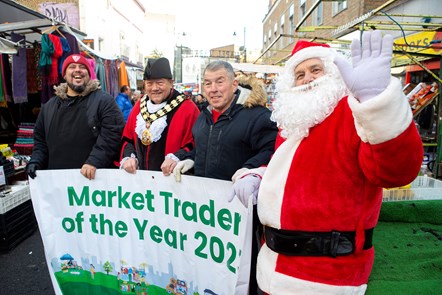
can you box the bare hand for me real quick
[80,164,97,180]
[161,158,178,176]
[122,157,138,174]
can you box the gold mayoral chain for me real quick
[139,95,185,145]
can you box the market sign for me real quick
[394,31,442,57]
[30,169,253,295]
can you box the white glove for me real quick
[334,30,393,103]
[231,167,249,182]
[172,159,194,182]
[227,174,261,208]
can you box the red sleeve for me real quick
[165,100,200,155]
[359,122,423,188]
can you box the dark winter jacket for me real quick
[30,80,125,170]
[190,76,278,181]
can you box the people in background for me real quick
[193,93,207,111]
[132,90,142,105]
[27,54,125,180]
[172,61,278,294]
[116,85,133,121]
[120,57,200,172]
[246,31,423,294]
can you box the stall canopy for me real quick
[0,0,86,45]
[231,62,283,74]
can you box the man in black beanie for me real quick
[120,57,200,172]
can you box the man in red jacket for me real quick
[120,57,199,172]
[234,31,423,293]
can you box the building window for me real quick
[268,29,272,43]
[313,2,323,26]
[332,0,347,16]
[289,3,294,29]
[300,0,306,21]
[274,22,278,36]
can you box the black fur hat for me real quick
[143,57,173,80]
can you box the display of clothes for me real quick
[38,30,78,103]
[10,33,27,104]
[26,42,41,94]
[0,28,132,109]
[0,54,12,106]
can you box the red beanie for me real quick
[289,40,332,69]
[62,54,92,77]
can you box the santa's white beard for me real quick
[272,70,348,140]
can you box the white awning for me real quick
[231,62,284,74]
[0,36,18,54]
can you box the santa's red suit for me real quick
[255,44,423,293]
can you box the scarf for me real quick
[58,37,71,75]
[39,34,54,72]
[47,34,63,85]
[11,32,28,103]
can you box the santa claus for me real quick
[230,31,423,294]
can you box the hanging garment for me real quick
[86,57,97,80]
[58,37,71,75]
[54,29,80,55]
[95,58,107,92]
[39,34,54,75]
[118,60,129,89]
[47,34,63,85]
[26,47,38,94]
[108,59,119,98]
[1,54,12,103]
[11,32,28,103]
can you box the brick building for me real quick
[260,0,407,65]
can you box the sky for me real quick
[144,0,269,51]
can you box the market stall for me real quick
[0,0,142,252]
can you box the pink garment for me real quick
[86,58,96,80]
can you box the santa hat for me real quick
[144,57,173,80]
[288,40,333,70]
[62,54,92,77]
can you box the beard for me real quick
[272,60,348,140]
[66,81,86,94]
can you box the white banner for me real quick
[30,169,253,295]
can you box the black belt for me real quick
[264,226,374,258]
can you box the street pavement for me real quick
[0,228,55,294]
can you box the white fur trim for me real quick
[256,244,278,292]
[287,46,335,72]
[348,77,412,144]
[236,86,251,105]
[257,245,367,294]
[258,136,300,228]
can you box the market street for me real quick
[0,228,55,295]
